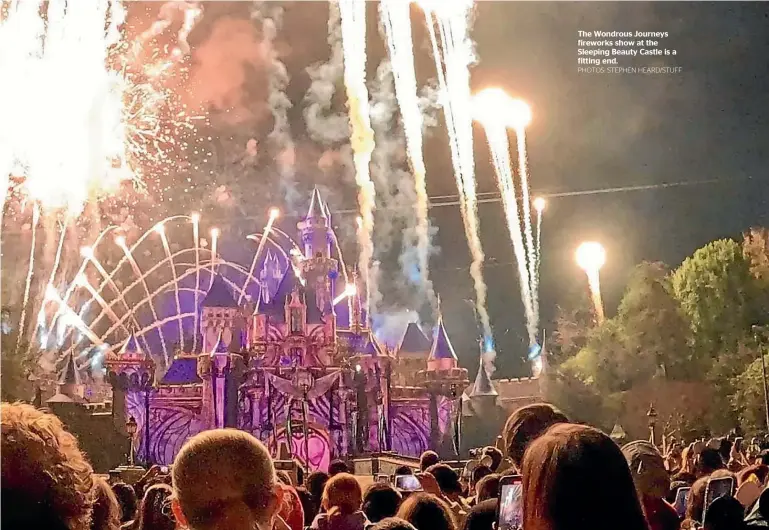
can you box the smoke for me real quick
[303,2,349,145]
[372,308,418,348]
[251,2,299,210]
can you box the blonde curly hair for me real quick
[1,402,95,530]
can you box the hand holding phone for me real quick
[704,476,735,512]
[395,475,422,492]
[673,487,691,519]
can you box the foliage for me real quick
[548,286,595,365]
[732,353,769,435]
[672,239,764,365]
[0,329,34,402]
[743,227,769,289]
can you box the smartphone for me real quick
[497,474,524,530]
[376,474,390,483]
[160,465,169,474]
[394,474,422,491]
[734,437,743,452]
[673,487,691,519]
[704,476,735,510]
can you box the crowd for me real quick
[2,400,768,530]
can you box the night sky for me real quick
[130,2,769,379]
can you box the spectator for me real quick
[370,517,417,530]
[622,441,679,530]
[394,465,413,476]
[329,460,350,476]
[296,487,316,526]
[745,486,769,528]
[171,429,282,530]
[470,465,492,491]
[425,464,463,504]
[397,492,457,530]
[475,474,500,503]
[697,448,726,477]
[362,482,402,523]
[501,403,568,471]
[135,484,174,530]
[419,451,440,472]
[111,483,138,527]
[702,495,745,530]
[278,482,306,530]
[1,402,95,530]
[521,423,648,530]
[277,470,293,486]
[685,470,735,524]
[462,498,496,530]
[737,464,768,487]
[311,473,369,530]
[92,476,122,530]
[480,447,503,472]
[306,471,331,521]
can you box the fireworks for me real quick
[576,241,607,323]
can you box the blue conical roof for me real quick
[202,275,238,308]
[58,352,81,386]
[306,187,327,219]
[119,331,144,356]
[428,316,458,361]
[398,322,431,355]
[468,358,497,397]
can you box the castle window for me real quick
[290,308,303,334]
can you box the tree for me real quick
[672,239,765,366]
[548,286,595,365]
[0,330,34,402]
[731,353,769,435]
[743,227,769,289]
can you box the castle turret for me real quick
[200,275,247,352]
[259,249,283,304]
[197,330,244,429]
[47,352,84,404]
[298,186,332,260]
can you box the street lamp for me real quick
[647,404,658,447]
[752,325,769,432]
[125,416,138,466]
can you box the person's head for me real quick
[698,448,725,476]
[481,447,503,472]
[328,460,350,476]
[426,464,462,499]
[111,483,138,524]
[362,482,402,523]
[1,402,95,530]
[475,474,500,503]
[737,464,768,486]
[759,449,769,466]
[394,465,413,476]
[92,476,121,530]
[622,440,670,499]
[370,517,418,530]
[277,470,293,486]
[521,423,648,530]
[463,498,496,530]
[419,451,440,472]
[703,495,745,530]
[502,403,569,471]
[396,492,456,530]
[717,439,732,464]
[306,471,330,504]
[171,428,280,530]
[296,487,316,526]
[136,483,175,530]
[321,472,362,517]
[471,465,492,489]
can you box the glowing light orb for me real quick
[355,364,362,373]
[345,284,357,296]
[153,223,165,235]
[115,235,126,248]
[191,212,200,224]
[533,197,546,213]
[528,343,542,361]
[74,274,88,287]
[509,99,532,129]
[269,207,280,219]
[80,246,94,259]
[576,242,606,273]
[210,228,220,238]
[472,88,511,128]
[483,335,495,353]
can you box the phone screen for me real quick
[497,475,523,530]
[376,474,390,483]
[395,475,422,491]
[673,487,690,518]
[160,466,169,474]
[704,477,734,511]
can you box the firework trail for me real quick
[515,125,539,337]
[476,112,536,346]
[422,1,492,348]
[17,203,40,349]
[338,0,377,310]
[380,0,436,315]
[155,224,183,346]
[240,209,279,305]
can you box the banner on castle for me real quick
[265,370,342,400]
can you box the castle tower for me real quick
[259,249,283,304]
[47,352,85,405]
[298,186,332,260]
[200,275,247,353]
[394,322,432,387]
[197,331,245,429]
[461,353,503,453]
[104,331,156,464]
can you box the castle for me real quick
[46,188,541,471]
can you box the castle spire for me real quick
[58,352,82,386]
[306,186,328,220]
[468,355,498,397]
[427,313,458,370]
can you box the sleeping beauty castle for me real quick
[45,189,542,472]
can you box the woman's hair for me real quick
[111,483,138,524]
[1,402,95,530]
[136,483,175,530]
[475,474,500,503]
[91,476,121,530]
[396,492,456,530]
[362,482,402,523]
[502,403,568,470]
[686,470,736,523]
[172,428,276,530]
[521,423,648,530]
[321,473,363,518]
